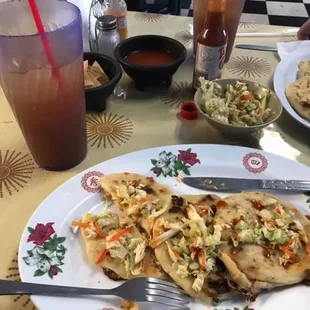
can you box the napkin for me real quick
[277,40,310,60]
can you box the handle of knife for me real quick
[261,180,310,191]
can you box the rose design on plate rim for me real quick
[150,148,200,177]
[243,152,268,174]
[23,223,67,279]
[81,171,104,193]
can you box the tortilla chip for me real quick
[88,70,102,88]
[83,60,89,72]
[84,70,94,88]
[90,61,105,79]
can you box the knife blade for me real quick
[235,44,278,52]
[183,177,310,192]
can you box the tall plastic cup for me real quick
[0,0,87,171]
[193,0,245,62]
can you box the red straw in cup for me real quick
[27,0,61,83]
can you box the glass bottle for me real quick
[192,0,227,89]
[193,0,245,62]
[95,15,120,58]
[103,0,128,41]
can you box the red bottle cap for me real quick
[180,102,199,120]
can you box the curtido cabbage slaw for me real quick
[199,77,273,126]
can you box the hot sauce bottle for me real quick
[192,0,227,89]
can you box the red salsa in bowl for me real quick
[125,50,175,66]
[114,35,187,90]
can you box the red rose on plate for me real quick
[153,168,162,174]
[27,222,55,246]
[50,265,58,276]
[178,150,201,166]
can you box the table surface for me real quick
[1,11,310,310]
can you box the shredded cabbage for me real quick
[199,77,273,126]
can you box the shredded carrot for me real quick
[107,227,132,242]
[306,243,310,255]
[167,243,180,261]
[71,221,89,229]
[287,236,298,246]
[173,250,180,260]
[146,266,158,276]
[231,216,243,225]
[153,229,161,238]
[93,221,106,238]
[140,194,152,203]
[148,217,155,231]
[216,200,228,209]
[96,247,109,264]
[266,219,276,228]
[198,250,207,270]
[149,238,159,249]
[280,246,299,263]
[240,93,253,101]
[237,101,245,109]
[191,247,198,259]
[251,200,264,210]
[200,208,209,215]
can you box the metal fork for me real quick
[0,278,191,309]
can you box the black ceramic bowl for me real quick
[114,35,187,90]
[84,52,122,112]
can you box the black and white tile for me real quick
[182,0,310,27]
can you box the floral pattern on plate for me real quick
[243,152,268,174]
[23,223,67,279]
[81,171,104,193]
[150,148,200,177]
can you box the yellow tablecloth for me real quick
[0,11,310,310]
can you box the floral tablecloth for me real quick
[0,10,310,310]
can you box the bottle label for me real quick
[117,16,127,29]
[116,16,128,40]
[193,43,226,88]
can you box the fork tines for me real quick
[145,278,191,310]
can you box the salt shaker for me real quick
[95,15,120,58]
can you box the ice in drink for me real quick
[193,0,245,62]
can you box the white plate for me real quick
[273,49,310,129]
[19,144,310,310]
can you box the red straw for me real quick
[27,0,61,81]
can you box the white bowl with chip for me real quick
[194,79,283,135]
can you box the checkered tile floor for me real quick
[181,0,310,27]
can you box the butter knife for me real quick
[182,177,310,192]
[235,44,277,52]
